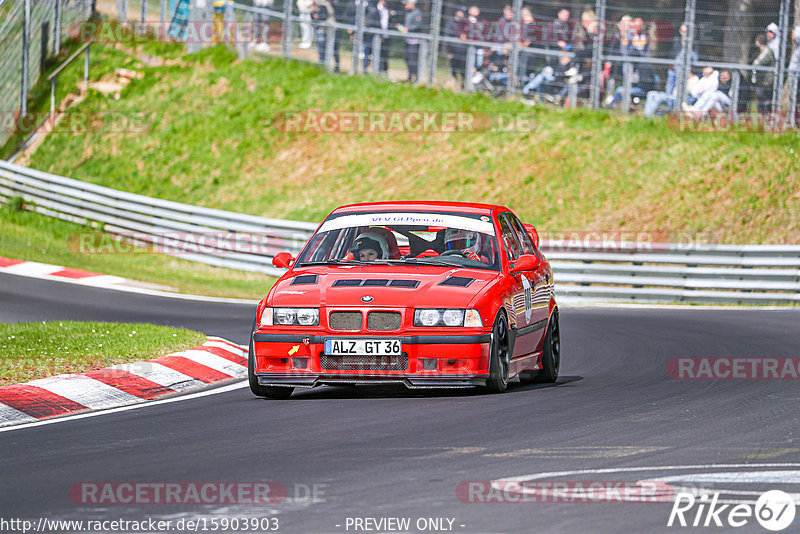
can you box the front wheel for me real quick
[484,312,510,393]
[534,310,560,383]
[248,332,294,399]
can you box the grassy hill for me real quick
[17,43,800,243]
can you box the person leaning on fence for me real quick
[297,0,314,48]
[751,33,775,114]
[397,0,423,84]
[444,6,468,84]
[311,0,334,65]
[252,0,274,52]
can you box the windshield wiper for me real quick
[298,259,373,266]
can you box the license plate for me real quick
[324,339,402,356]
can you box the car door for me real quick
[506,213,550,351]
[497,212,538,359]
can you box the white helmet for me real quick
[444,228,481,256]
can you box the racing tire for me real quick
[484,312,510,393]
[248,328,294,399]
[533,310,560,384]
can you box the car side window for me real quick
[508,215,537,256]
[498,214,522,261]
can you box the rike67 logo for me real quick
[668,490,796,531]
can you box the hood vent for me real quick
[439,276,476,287]
[333,279,420,288]
[291,274,319,285]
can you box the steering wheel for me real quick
[441,250,466,257]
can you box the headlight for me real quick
[272,308,319,326]
[414,309,481,327]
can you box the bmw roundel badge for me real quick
[361,295,374,303]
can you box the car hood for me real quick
[269,265,501,309]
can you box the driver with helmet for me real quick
[444,228,485,262]
[350,229,399,262]
[351,235,383,262]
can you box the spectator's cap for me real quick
[405,0,417,4]
[766,23,779,35]
[455,5,467,13]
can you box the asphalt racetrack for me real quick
[1,272,800,533]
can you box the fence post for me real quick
[281,0,293,57]
[675,0,696,113]
[160,0,167,23]
[84,44,90,87]
[589,0,606,109]
[353,0,365,74]
[141,0,147,23]
[186,0,203,53]
[326,24,335,71]
[427,0,443,85]
[772,0,790,113]
[53,0,62,54]
[730,69,740,120]
[20,0,31,116]
[507,0,522,95]
[464,44,475,91]
[788,75,798,128]
[370,33,381,75]
[621,61,632,111]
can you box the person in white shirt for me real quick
[297,0,314,48]
[252,0,274,52]
[766,22,780,61]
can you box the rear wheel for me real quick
[534,310,560,384]
[485,312,510,393]
[248,330,294,399]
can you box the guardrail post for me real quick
[464,44,475,91]
[281,0,293,57]
[427,0,442,85]
[772,0,790,113]
[675,0,696,112]
[589,0,606,109]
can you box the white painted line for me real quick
[27,375,143,410]
[74,274,127,286]
[108,361,204,392]
[204,340,247,355]
[173,350,247,378]
[0,403,37,425]
[0,381,249,433]
[653,471,800,484]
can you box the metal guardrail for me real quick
[0,160,317,276]
[0,160,798,304]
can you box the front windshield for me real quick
[296,211,500,271]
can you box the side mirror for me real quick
[510,254,540,274]
[272,252,295,269]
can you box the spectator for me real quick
[363,0,381,71]
[397,0,423,83]
[690,70,732,118]
[374,0,394,74]
[684,66,719,108]
[518,6,539,79]
[790,25,800,75]
[444,6,468,83]
[548,8,573,52]
[311,0,334,65]
[252,0,274,53]
[752,33,775,113]
[495,5,514,44]
[297,0,314,48]
[643,69,677,117]
[766,22,780,61]
[522,54,574,100]
[458,5,486,70]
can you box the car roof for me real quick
[331,201,509,216]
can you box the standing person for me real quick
[375,0,395,74]
[297,0,314,48]
[252,0,274,52]
[752,33,775,114]
[312,0,334,65]
[363,0,380,71]
[444,6,467,84]
[766,22,780,61]
[397,0,423,83]
[495,5,514,44]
